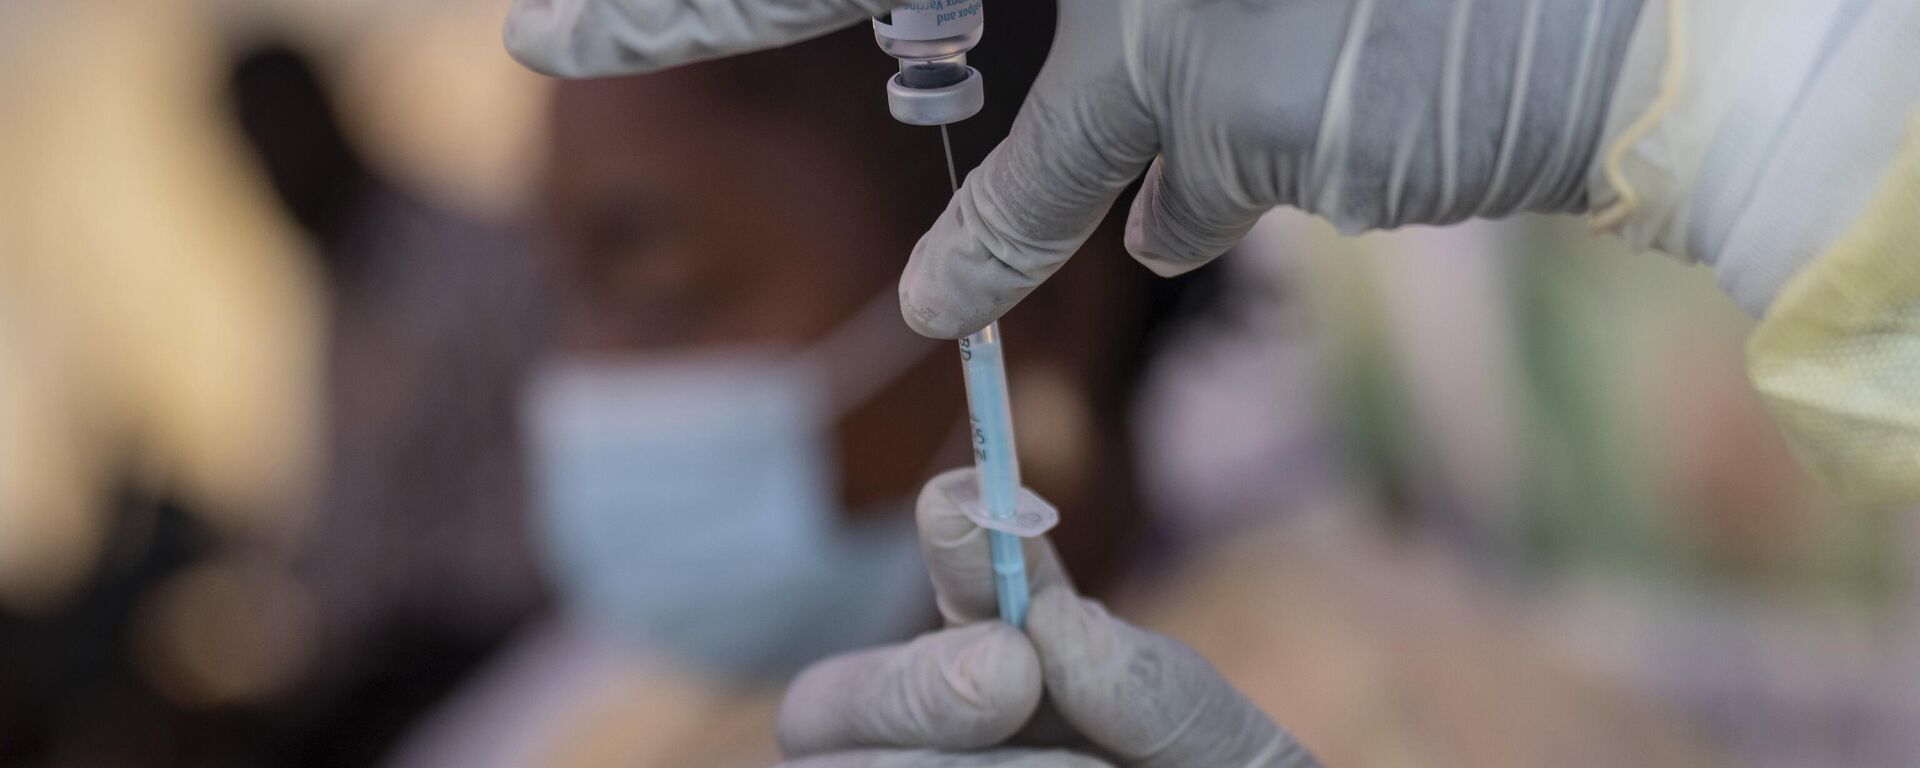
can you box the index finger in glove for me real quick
[918,469,1072,626]
[897,0,1157,339]
[504,0,899,78]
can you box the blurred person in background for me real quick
[0,1,1190,764]
[387,8,1212,764]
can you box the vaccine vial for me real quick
[873,1,985,125]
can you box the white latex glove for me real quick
[899,0,1647,337]
[774,469,1318,768]
[502,0,1641,335]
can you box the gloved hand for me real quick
[502,0,1645,338]
[898,0,1647,337]
[773,468,1318,768]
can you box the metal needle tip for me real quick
[940,125,960,193]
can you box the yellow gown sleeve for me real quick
[1748,113,1920,506]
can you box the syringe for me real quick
[955,321,1034,626]
[874,2,1055,629]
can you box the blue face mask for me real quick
[524,296,940,680]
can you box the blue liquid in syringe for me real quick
[958,322,1030,627]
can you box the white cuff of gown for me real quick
[1586,0,1920,317]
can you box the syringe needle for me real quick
[941,124,960,192]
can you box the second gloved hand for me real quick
[900,0,1646,338]
[774,468,1318,768]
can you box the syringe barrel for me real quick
[958,323,1030,627]
[959,324,1020,517]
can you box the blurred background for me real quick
[0,1,1914,766]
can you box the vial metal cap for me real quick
[886,67,984,126]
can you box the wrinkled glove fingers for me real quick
[505,0,898,77]
[918,469,1073,626]
[1026,588,1320,768]
[779,623,1044,756]
[781,748,1117,768]
[898,0,1157,338]
[1124,156,1268,276]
